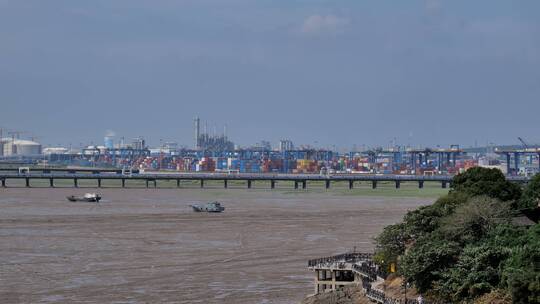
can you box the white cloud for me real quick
[300,14,349,34]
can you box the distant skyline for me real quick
[1,0,539,148]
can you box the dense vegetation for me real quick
[374,167,540,303]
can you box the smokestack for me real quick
[194,117,200,149]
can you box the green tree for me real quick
[520,173,540,209]
[500,224,540,304]
[440,196,513,244]
[373,223,407,271]
[438,244,511,301]
[402,191,469,239]
[399,237,461,293]
[451,167,522,202]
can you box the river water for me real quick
[0,188,431,303]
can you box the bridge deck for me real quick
[0,172,528,188]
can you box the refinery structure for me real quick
[1,122,540,177]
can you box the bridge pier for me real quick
[74,178,78,188]
[325,180,330,189]
[25,178,30,188]
[271,180,275,189]
[372,181,377,189]
[224,180,228,189]
[294,181,299,189]
[121,179,125,188]
[50,178,54,188]
[418,181,424,189]
[200,179,204,188]
[302,180,307,189]
[247,180,252,189]
[349,180,354,189]
[395,181,400,189]
[442,181,447,189]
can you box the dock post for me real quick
[153,180,157,188]
[442,181,447,189]
[146,179,149,188]
[200,179,204,188]
[418,181,424,189]
[325,180,330,189]
[1,178,5,187]
[97,179,101,188]
[302,180,307,189]
[349,180,354,189]
[247,180,252,189]
[177,179,180,188]
[395,181,400,189]
[25,178,30,188]
[224,180,228,188]
[294,181,299,189]
[74,178,78,188]
[50,178,54,188]
[271,180,275,189]
[372,181,377,189]
[121,179,125,188]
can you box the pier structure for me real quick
[308,253,375,294]
[307,253,426,304]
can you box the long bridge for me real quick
[0,171,529,189]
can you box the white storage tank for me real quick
[1,138,42,156]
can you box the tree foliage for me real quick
[374,169,540,303]
[451,167,522,202]
[520,173,540,209]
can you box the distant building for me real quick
[279,140,294,152]
[43,147,69,155]
[132,137,146,150]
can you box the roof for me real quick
[0,138,40,145]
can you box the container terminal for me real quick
[1,122,539,177]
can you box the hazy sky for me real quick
[1,0,539,149]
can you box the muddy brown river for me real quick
[0,188,432,303]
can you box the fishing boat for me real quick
[190,201,225,213]
[66,193,102,202]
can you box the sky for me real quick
[1,0,539,149]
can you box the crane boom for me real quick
[518,137,529,150]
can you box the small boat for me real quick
[67,193,102,202]
[190,201,225,213]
